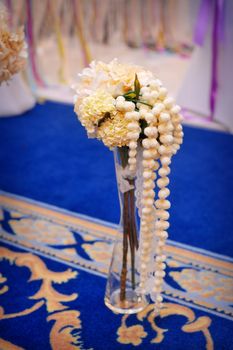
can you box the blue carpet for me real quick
[1,239,230,350]
[0,193,232,350]
[0,101,233,256]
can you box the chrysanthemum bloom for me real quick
[75,89,116,134]
[97,111,130,148]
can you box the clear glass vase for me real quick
[104,146,149,314]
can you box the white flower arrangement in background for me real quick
[0,7,27,85]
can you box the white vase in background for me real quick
[0,73,35,117]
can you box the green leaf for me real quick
[124,90,134,95]
[124,92,137,100]
[134,74,141,99]
[137,100,153,108]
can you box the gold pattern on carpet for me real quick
[0,192,233,320]
[117,303,213,350]
[0,247,84,350]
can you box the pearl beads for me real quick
[157,177,169,188]
[129,150,137,157]
[129,141,137,149]
[171,105,181,114]
[128,122,139,130]
[116,98,135,112]
[158,188,170,199]
[160,135,174,144]
[155,199,171,210]
[155,220,170,230]
[161,157,171,166]
[119,74,184,313]
[158,167,170,177]
[125,107,141,172]
[164,97,175,108]
[156,209,170,220]
[143,180,155,189]
[159,112,170,122]
[143,150,155,159]
[158,87,168,99]
[128,158,136,165]
[125,111,140,121]
[127,131,139,140]
[142,139,158,149]
[143,189,155,197]
[152,103,164,115]
[145,112,154,123]
[144,126,158,137]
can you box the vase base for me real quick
[104,288,148,314]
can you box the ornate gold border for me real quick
[0,192,233,320]
[1,193,232,276]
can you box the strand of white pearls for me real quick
[138,87,163,299]
[120,78,183,312]
[126,111,141,173]
[138,107,160,293]
[151,97,183,312]
[138,86,183,312]
[116,96,142,174]
[171,108,184,154]
[135,147,144,215]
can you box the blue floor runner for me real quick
[0,192,232,349]
[0,101,232,256]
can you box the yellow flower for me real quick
[97,111,130,148]
[75,90,116,133]
[117,324,147,346]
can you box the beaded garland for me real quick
[73,59,183,312]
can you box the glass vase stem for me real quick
[120,191,128,301]
[120,178,139,300]
[104,146,149,314]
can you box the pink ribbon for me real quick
[26,0,46,87]
[194,0,225,120]
[6,0,13,29]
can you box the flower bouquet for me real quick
[0,7,27,85]
[73,59,183,314]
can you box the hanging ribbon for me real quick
[25,0,46,87]
[156,0,166,52]
[73,0,92,67]
[49,0,67,84]
[194,0,212,46]
[5,0,13,29]
[194,0,225,120]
